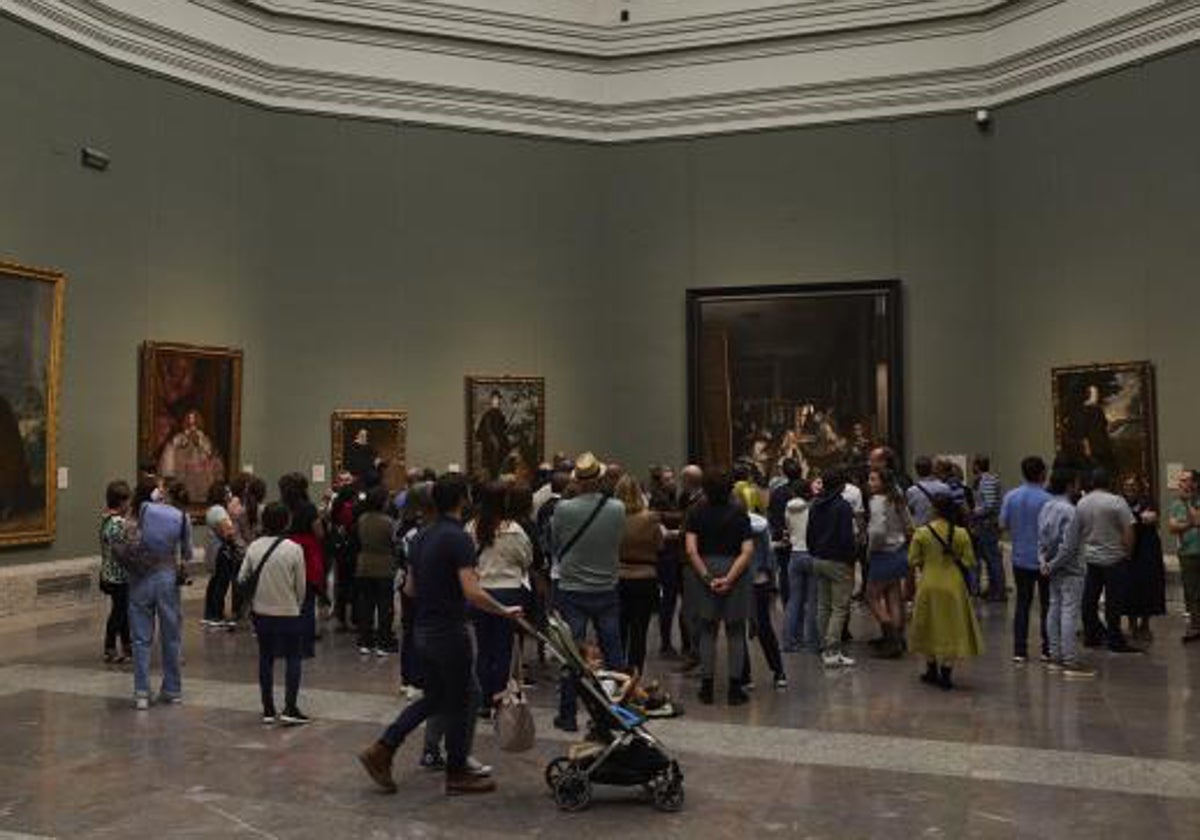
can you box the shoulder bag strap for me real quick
[250,537,287,581]
[558,496,609,561]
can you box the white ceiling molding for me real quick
[1,0,1198,141]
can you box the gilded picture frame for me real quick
[138,341,243,518]
[464,375,545,482]
[331,409,409,492]
[0,260,65,548]
[1052,360,1158,502]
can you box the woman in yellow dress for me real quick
[908,494,984,690]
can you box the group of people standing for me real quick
[96,443,1199,799]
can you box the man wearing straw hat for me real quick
[551,452,628,732]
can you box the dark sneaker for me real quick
[1182,629,1200,644]
[727,683,749,706]
[419,750,446,771]
[697,679,714,705]
[279,709,311,726]
[552,715,578,733]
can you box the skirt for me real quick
[868,547,909,582]
[684,554,752,623]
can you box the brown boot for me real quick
[445,767,497,795]
[358,741,398,793]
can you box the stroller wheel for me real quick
[652,775,685,813]
[553,768,592,813]
[544,757,571,791]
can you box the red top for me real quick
[290,533,326,590]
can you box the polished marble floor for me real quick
[1,584,1198,838]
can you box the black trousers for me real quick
[744,583,785,682]
[619,578,659,673]
[101,581,131,654]
[657,552,681,651]
[333,552,356,626]
[1083,563,1128,648]
[1012,567,1049,658]
[204,551,236,622]
[356,577,395,650]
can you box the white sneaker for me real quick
[134,696,149,711]
[835,653,856,667]
[465,756,493,777]
[822,652,842,668]
[358,647,371,656]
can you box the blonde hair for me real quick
[614,474,646,514]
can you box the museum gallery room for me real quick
[2,0,1200,837]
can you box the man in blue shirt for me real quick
[999,456,1052,662]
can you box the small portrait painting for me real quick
[0,261,64,547]
[465,376,545,482]
[138,342,242,515]
[331,410,408,492]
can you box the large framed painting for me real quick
[687,281,903,477]
[138,341,242,516]
[465,375,545,483]
[0,260,65,548]
[331,410,408,492]
[1052,360,1158,500]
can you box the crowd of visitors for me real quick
[95,442,1197,795]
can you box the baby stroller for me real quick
[533,614,685,813]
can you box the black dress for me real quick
[1124,497,1166,618]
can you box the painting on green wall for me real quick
[0,260,65,548]
[138,341,242,516]
[331,409,408,492]
[465,375,545,484]
[687,281,903,476]
[1052,360,1158,502]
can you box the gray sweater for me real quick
[551,493,626,593]
[237,536,307,617]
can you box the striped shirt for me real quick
[975,472,1002,518]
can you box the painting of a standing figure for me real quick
[0,260,64,547]
[138,342,242,517]
[465,376,545,483]
[1053,361,1158,501]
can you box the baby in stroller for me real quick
[539,615,684,812]
[579,643,684,720]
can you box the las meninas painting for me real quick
[0,261,65,548]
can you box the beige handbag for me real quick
[494,643,536,753]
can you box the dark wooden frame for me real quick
[1051,360,1159,502]
[138,341,243,518]
[0,259,66,548]
[331,409,408,489]
[464,374,546,478]
[686,279,904,467]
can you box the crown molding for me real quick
[1,0,1198,141]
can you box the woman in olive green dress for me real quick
[908,494,984,689]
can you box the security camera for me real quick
[974,108,992,132]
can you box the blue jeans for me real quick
[784,551,819,651]
[554,588,624,723]
[381,627,475,771]
[128,568,182,698]
[1047,574,1085,665]
[975,527,1005,596]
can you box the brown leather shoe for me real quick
[445,767,497,795]
[358,741,398,793]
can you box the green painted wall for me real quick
[1,12,1197,564]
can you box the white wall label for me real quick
[56,467,69,489]
[448,463,461,474]
[243,464,254,475]
[312,464,326,484]
[1167,463,1185,490]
